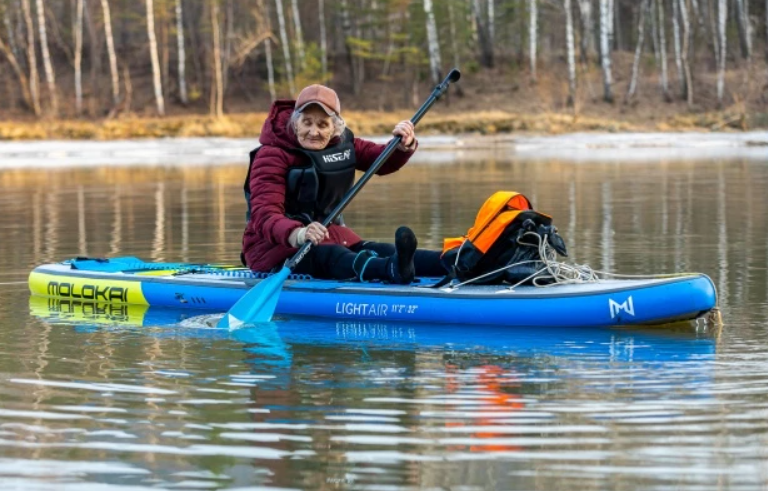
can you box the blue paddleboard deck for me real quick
[28,258,718,328]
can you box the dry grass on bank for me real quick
[0,108,764,141]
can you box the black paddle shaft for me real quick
[284,69,461,270]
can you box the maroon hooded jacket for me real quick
[242,100,417,272]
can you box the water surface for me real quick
[1,147,767,490]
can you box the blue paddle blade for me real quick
[217,267,291,328]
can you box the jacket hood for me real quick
[259,100,300,150]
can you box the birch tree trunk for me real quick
[74,0,83,114]
[290,0,305,70]
[175,0,188,104]
[100,0,120,106]
[679,0,693,105]
[716,0,727,105]
[423,0,442,84]
[733,0,751,58]
[257,0,276,99]
[606,0,614,48]
[210,0,223,117]
[565,0,577,106]
[651,0,660,66]
[529,0,537,83]
[672,0,684,95]
[265,38,276,99]
[577,0,596,63]
[658,0,671,101]
[35,0,58,115]
[612,0,621,50]
[318,0,327,80]
[487,0,495,47]
[626,0,649,102]
[146,0,165,115]
[21,0,40,116]
[274,0,295,94]
[599,0,614,102]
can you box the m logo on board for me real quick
[609,296,635,319]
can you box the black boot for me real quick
[387,226,417,284]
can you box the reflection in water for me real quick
[110,185,121,256]
[2,152,768,489]
[152,182,166,263]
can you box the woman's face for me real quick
[296,105,334,150]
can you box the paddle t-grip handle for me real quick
[285,69,461,270]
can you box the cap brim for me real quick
[297,101,335,116]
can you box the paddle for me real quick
[218,69,462,328]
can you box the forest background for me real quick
[0,0,766,140]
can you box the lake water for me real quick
[1,142,768,490]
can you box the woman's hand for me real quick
[393,120,416,151]
[289,222,329,247]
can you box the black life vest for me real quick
[244,128,357,225]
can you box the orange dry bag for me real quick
[438,191,567,285]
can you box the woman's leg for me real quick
[292,244,391,281]
[352,242,446,278]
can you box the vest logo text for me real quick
[322,149,351,163]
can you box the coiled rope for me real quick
[444,230,695,292]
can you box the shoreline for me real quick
[0,131,766,169]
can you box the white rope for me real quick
[443,230,696,292]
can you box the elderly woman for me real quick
[242,84,444,284]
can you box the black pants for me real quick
[292,241,445,281]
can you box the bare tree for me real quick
[0,34,34,110]
[657,0,671,101]
[577,0,596,63]
[626,0,649,102]
[487,0,494,47]
[74,0,84,114]
[210,0,223,117]
[274,0,294,94]
[529,0,538,83]
[318,0,327,80]
[565,0,577,106]
[423,0,442,84]
[599,0,613,102]
[672,0,684,95]
[146,0,165,115]
[733,0,751,59]
[258,0,276,100]
[472,0,493,67]
[2,5,20,61]
[100,0,120,106]
[678,0,692,105]
[447,0,461,69]
[339,0,358,93]
[716,0,727,105]
[21,0,40,116]
[35,0,57,115]
[175,0,188,104]
[290,0,304,70]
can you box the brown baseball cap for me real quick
[295,84,341,115]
